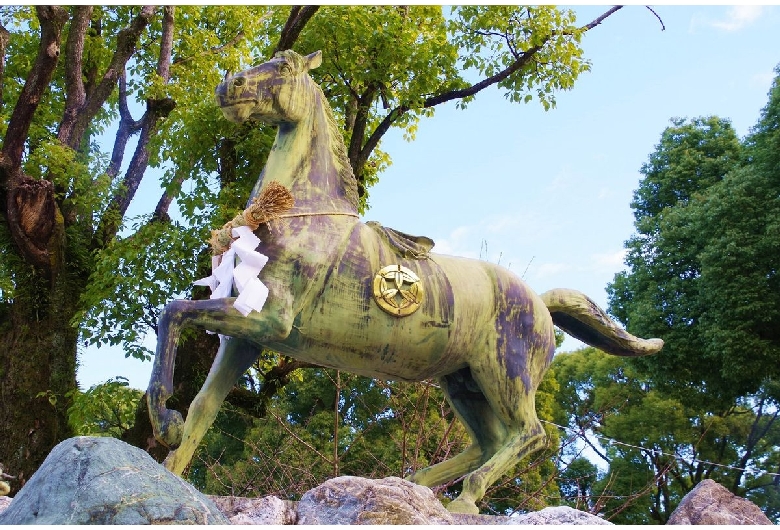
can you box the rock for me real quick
[667,478,772,525]
[450,513,514,525]
[297,476,458,525]
[209,495,297,525]
[513,506,612,525]
[0,496,11,515]
[0,436,228,525]
[0,448,614,526]
[210,478,608,525]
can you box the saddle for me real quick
[367,221,435,260]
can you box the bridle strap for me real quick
[274,211,359,219]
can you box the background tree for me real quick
[0,5,274,491]
[552,347,780,523]
[592,65,780,522]
[184,367,564,515]
[609,73,780,404]
[0,5,628,494]
[558,457,600,512]
[607,115,743,403]
[67,377,143,438]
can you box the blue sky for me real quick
[79,5,780,390]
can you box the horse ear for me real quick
[305,51,322,71]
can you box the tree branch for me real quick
[97,6,174,244]
[0,6,68,273]
[352,5,627,186]
[355,42,544,176]
[106,73,143,181]
[57,6,92,149]
[581,6,623,31]
[347,84,378,183]
[0,23,11,115]
[274,6,319,55]
[156,6,174,81]
[60,5,154,151]
[644,6,665,31]
[1,6,68,182]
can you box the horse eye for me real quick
[279,63,292,76]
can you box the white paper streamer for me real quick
[194,225,270,317]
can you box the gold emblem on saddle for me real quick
[372,264,424,317]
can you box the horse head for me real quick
[215,50,323,124]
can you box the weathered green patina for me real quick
[146,50,663,514]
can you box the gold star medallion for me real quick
[372,264,424,317]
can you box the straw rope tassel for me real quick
[208,181,295,254]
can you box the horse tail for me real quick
[540,288,663,357]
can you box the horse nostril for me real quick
[233,77,246,88]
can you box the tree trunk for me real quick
[0,267,84,495]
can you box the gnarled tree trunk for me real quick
[0,269,84,491]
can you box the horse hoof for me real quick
[163,449,186,476]
[404,471,433,488]
[160,409,184,449]
[446,497,479,515]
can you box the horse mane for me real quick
[275,50,360,210]
[315,81,360,210]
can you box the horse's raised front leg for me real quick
[147,300,197,449]
[164,336,261,474]
[147,296,293,453]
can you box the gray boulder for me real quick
[297,476,458,524]
[211,481,615,525]
[210,495,297,525]
[233,477,607,524]
[0,436,227,525]
[667,478,772,525]
[0,444,623,525]
[513,506,612,525]
[0,496,11,515]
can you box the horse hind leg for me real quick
[164,336,261,475]
[448,402,546,514]
[446,363,549,514]
[406,367,506,489]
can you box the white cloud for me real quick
[709,6,764,32]
[589,249,628,273]
[432,210,551,261]
[596,187,613,200]
[433,225,478,258]
[750,70,776,90]
[533,262,574,280]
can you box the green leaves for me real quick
[630,116,742,227]
[608,116,744,402]
[610,99,780,402]
[67,376,143,437]
[451,6,588,111]
[552,347,780,523]
[596,65,780,523]
[76,219,206,360]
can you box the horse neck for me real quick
[252,95,356,216]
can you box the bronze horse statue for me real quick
[147,50,662,514]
